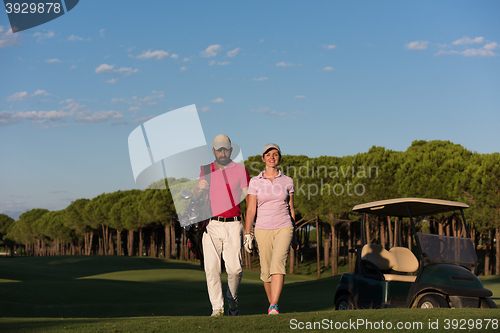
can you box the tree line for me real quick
[0,140,498,275]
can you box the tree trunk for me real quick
[289,245,294,274]
[127,230,134,256]
[171,224,177,259]
[366,215,371,244]
[331,223,338,276]
[496,227,500,275]
[102,224,109,255]
[347,222,352,272]
[116,230,122,256]
[316,216,321,279]
[387,217,393,248]
[138,228,144,257]
[381,218,386,249]
[324,225,331,269]
[407,221,412,251]
[109,231,115,256]
[165,225,171,259]
[179,230,186,261]
[485,230,492,276]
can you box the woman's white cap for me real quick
[262,143,281,155]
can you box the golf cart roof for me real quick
[353,198,469,217]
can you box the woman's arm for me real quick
[289,194,299,250]
[245,194,257,234]
[288,194,295,222]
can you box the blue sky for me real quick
[1,1,499,219]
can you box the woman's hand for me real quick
[291,236,300,250]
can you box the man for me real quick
[194,134,250,317]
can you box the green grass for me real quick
[0,256,499,332]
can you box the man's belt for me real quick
[211,216,241,222]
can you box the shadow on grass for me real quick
[0,256,340,318]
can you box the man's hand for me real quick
[198,180,209,191]
[243,234,254,253]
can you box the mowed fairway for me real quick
[0,256,499,332]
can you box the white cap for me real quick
[262,143,281,155]
[213,134,231,150]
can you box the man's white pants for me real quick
[202,220,243,311]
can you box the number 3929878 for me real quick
[5,2,62,14]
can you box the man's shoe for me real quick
[268,304,279,315]
[228,305,239,316]
[210,309,224,317]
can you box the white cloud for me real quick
[436,41,498,57]
[259,39,264,43]
[218,61,230,66]
[183,57,192,62]
[276,61,300,67]
[250,107,270,113]
[211,98,225,103]
[252,77,268,81]
[100,29,105,38]
[135,50,169,60]
[106,79,118,84]
[111,98,126,103]
[406,41,428,50]
[323,66,334,71]
[70,65,77,69]
[201,44,223,57]
[95,64,139,75]
[462,47,495,57]
[201,106,210,112]
[171,54,179,59]
[180,66,187,72]
[227,47,241,58]
[138,91,164,105]
[324,44,336,49]
[0,111,21,125]
[251,107,285,117]
[295,95,306,98]
[61,99,86,113]
[33,31,55,42]
[7,92,29,101]
[15,110,74,123]
[209,60,216,66]
[68,34,90,42]
[268,110,286,117]
[7,89,48,101]
[95,64,114,73]
[76,110,122,123]
[483,42,498,50]
[46,58,62,63]
[452,36,485,45]
[129,107,141,112]
[0,27,20,48]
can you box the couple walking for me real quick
[194,134,298,316]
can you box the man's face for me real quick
[213,147,232,166]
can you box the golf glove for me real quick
[243,233,254,253]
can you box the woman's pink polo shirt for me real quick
[248,170,294,230]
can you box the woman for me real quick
[244,143,297,315]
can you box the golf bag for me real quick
[186,164,211,269]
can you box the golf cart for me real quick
[334,198,497,309]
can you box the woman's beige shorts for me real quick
[254,226,294,283]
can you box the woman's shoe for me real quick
[268,304,279,315]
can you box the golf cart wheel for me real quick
[417,294,449,309]
[480,298,497,309]
[336,294,355,310]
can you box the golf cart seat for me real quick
[361,244,419,283]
